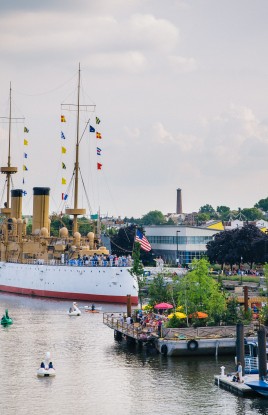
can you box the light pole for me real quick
[176,230,180,267]
[265,230,268,263]
[240,256,243,285]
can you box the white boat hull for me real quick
[68,310,81,316]
[37,368,56,377]
[0,262,138,304]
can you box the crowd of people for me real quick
[113,311,168,338]
[67,253,133,267]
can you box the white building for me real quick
[144,225,221,265]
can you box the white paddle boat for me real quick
[68,302,81,316]
[37,352,56,377]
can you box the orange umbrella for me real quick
[189,311,208,319]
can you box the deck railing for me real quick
[103,313,159,340]
[103,312,257,341]
[5,258,131,268]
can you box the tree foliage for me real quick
[216,205,231,221]
[176,258,226,320]
[128,242,145,306]
[241,207,263,221]
[255,197,268,212]
[140,210,166,225]
[148,274,173,306]
[207,224,267,266]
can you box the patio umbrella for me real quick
[154,302,173,310]
[189,311,208,319]
[168,312,187,319]
[142,304,153,311]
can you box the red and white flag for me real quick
[135,230,152,252]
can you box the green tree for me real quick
[176,258,226,321]
[216,205,231,221]
[196,212,210,223]
[50,214,71,236]
[77,217,94,235]
[241,207,263,221]
[148,274,173,306]
[199,204,215,215]
[255,197,268,212]
[129,242,146,307]
[141,210,166,225]
[223,296,240,325]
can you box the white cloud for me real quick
[168,55,197,73]
[153,122,202,151]
[129,14,179,53]
[84,51,147,74]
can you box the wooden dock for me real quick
[103,312,159,343]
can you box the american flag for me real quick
[135,230,152,252]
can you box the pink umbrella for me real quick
[154,302,173,310]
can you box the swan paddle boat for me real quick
[1,309,13,326]
[68,302,81,316]
[37,352,56,377]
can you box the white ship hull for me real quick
[0,262,138,304]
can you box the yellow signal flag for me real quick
[61,146,66,154]
[24,139,28,146]
[62,178,66,185]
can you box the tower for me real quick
[176,188,182,214]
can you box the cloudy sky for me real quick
[1,0,268,219]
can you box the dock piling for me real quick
[127,294,131,317]
[236,323,245,375]
[257,325,267,379]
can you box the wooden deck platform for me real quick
[103,313,159,342]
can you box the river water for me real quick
[0,293,268,415]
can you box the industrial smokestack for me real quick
[32,187,50,235]
[176,188,182,214]
[11,189,23,219]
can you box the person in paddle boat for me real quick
[40,352,54,370]
[37,351,56,377]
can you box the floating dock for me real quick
[214,374,259,397]
[103,313,257,357]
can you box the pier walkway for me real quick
[103,312,159,342]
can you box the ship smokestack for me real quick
[11,189,23,219]
[32,187,50,235]
[176,188,182,214]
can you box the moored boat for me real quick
[0,70,138,305]
[1,309,13,326]
[245,379,268,397]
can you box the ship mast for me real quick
[64,64,95,234]
[0,83,21,217]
